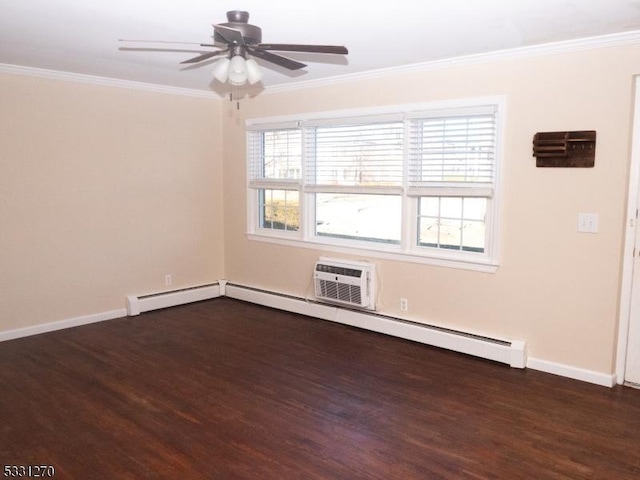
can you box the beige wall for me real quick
[2,41,638,377]
[224,43,640,374]
[0,74,224,330]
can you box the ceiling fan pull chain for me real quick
[229,87,241,110]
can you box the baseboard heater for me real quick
[126,283,221,316]
[224,283,526,368]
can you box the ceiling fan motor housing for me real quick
[214,10,262,45]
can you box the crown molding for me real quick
[2,29,640,99]
[263,29,640,95]
[0,63,219,99]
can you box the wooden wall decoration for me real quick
[532,131,596,167]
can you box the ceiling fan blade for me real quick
[248,47,306,70]
[213,24,245,45]
[257,44,348,55]
[180,49,228,64]
[119,39,216,48]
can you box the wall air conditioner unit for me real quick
[314,257,376,310]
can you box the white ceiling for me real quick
[2,0,640,95]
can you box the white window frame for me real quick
[246,96,505,273]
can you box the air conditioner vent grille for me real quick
[313,257,375,310]
[318,279,337,299]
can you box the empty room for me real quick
[2,1,640,478]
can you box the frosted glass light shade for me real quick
[228,56,247,86]
[245,58,264,85]
[212,58,230,82]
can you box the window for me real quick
[316,193,402,244]
[247,126,302,236]
[407,107,498,258]
[259,189,299,231]
[306,118,404,245]
[247,99,502,271]
[417,197,487,252]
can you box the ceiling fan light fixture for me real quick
[212,57,231,82]
[122,9,349,92]
[228,55,247,85]
[245,58,263,85]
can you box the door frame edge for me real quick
[616,75,640,384]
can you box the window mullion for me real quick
[401,117,412,253]
[302,126,315,240]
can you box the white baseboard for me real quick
[229,283,615,387]
[0,308,127,343]
[527,357,616,388]
[126,283,221,316]
[225,283,620,387]
[0,282,222,342]
[0,280,617,388]
[224,283,527,368]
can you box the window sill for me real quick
[247,233,499,274]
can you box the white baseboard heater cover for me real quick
[225,283,526,369]
[126,283,221,316]
[314,257,376,310]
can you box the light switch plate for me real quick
[578,213,599,233]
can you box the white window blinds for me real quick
[303,118,404,193]
[247,104,498,197]
[248,127,302,189]
[407,106,497,197]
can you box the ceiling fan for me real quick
[121,10,348,86]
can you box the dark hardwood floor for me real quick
[1,298,639,479]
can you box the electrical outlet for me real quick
[400,298,408,312]
[165,274,172,286]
